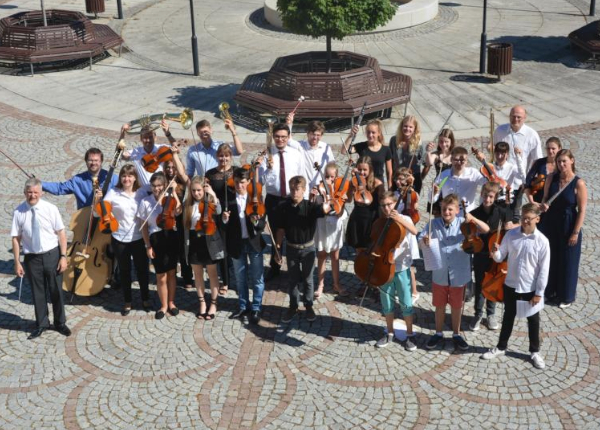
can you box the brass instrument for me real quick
[264,116,277,168]
[489,108,495,162]
[126,108,194,134]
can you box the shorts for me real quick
[379,269,413,316]
[432,282,465,309]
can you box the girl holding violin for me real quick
[422,128,455,180]
[205,143,237,296]
[342,119,392,188]
[102,165,150,316]
[138,172,182,320]
[345,156,384,251]
[171,147,225,320]
[525,137,561,205]
[389,115,427,193]
[312,162,349,298]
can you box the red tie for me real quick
[279,150,286,197]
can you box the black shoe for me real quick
[142,301,152,312]
[28,327,46,340]
[55,324,72,337]
[155,310,165,320]
[168,307,179,316]
[453,335,469,351]
[110,280,121,290]
[265,268,280,282]
[250,310,261,325]
[230,309,249,319]
[281,307,298,323]
[426,334,444,350]
[121,307,131,316]
[305,306,316,322]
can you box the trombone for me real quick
[126,108,194,134]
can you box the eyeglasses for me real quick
[452,158,467,163]
[521,215,539,222]
[273,135,288,140]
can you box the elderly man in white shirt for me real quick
[11,178,71,340]
[493,105,543,171]
[481,203,550,369]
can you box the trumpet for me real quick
[219,102,234,131]
[126,108,194,134]
[264,116,277,168]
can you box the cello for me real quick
[354,197,406,288]
[62,139,125,297]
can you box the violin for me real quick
[196,185,217,235]
[156,187,177,230]
[482,219,507,302]
[313,162,342,215]
[351,168,373,206]
[471,147,508,188]
[331,160,352,211]
[246,155,266,218]
[95,200,118,234]
[460,200,484,254]
[399,175,420,225]
[530,174,545,196]
[142,146,173,173]
[354,196,406,288]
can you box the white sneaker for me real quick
[531,353,546,369]
[487,315,500,330]
[469,316,483,331]
[481,347,505,360]
[559,302,572,309]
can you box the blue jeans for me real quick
[232,239,265,311]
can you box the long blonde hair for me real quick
[356,156,377,191]
[183,176,215,229]
[395,115,421,153]
[365,119,385,145]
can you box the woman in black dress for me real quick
[389,115,427,193]
[525,137,561,205]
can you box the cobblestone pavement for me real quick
[1,100,599,429]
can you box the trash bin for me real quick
[86,0,105,15]
[487,43,513,77]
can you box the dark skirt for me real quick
[189,232,216,266]
[346,203,378,249]
[150,230,179,274]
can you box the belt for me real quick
[287,240,314,250]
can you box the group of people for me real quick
[11,105,587,370]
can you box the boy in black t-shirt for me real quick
[276,176,331,323]
[469,182,514,331]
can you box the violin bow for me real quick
[0,147,35,178]
[139,178,178,230]
[344,102,368,157]
[265,219,281,262]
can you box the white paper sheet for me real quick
[419,237,442,271]
[516,298,544,318]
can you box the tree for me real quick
[277,0,397,71]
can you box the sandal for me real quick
[314,284,324,300]
[196,295,207,319]
[334,285,350,297]
[218,284,229,296]
[205,299,217,321]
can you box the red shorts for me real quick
[432,282,465,309]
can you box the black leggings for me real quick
[111,237,149,303]
[497,285,540,353]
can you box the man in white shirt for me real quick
[481,203,550,369]
[11,178,71,340]
[286,114,335,198]
[493,105,542,171]
[258,122,305,280]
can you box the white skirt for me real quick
[314,210,348,253]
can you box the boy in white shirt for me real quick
[374,191,419,350]
[481,203,550,369]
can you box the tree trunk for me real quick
[326,35,332,73]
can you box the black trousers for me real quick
[265,194,286,270]
[111,237,149,303]
[497,284,540,353]
[24,246,66,328]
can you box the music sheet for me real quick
[419,237,443,271]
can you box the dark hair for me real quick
[555,149,576,173]
[116,164,140,191]
[150,171,166,185]
[306,121,325,134]
[217,143,233,157]
[451,146,468,157]
[233,166,251,181]
[272,123,290,135]
[196,119,211,130]
[438,129,455,152]
[289,175,306,189]
[546,136,562,149]
[85,147,103,162]
[494,141,510,154]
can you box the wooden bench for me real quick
[568,20,600,66]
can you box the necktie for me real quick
[279,150,286,197]
[31,206,41,252]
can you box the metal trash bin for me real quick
[86,0,105,15]
[487,43,513,77]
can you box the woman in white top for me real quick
[138,172,182,320]
[102,164,149,316]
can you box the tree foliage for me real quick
[277,0,397,41]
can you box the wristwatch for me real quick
[60,254,67,259]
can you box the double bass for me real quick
[62,139,125,297]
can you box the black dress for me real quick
[345,192,379,249]
[524,157,549,204]
[351,141,392,185]
[388,136,426,194]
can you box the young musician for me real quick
[42,148,118,209]
[101,165,150,315]
[313,162,349,298]
[419,194,489,351]
[12,178,71,339]
[222,167,266,325]
[137,172,182,320]
[276,176,331,323]
[481,203,550,369]
[474,141,525,206]
[374,191,419,350]
[343,119,392,187]
[422,128,455,181]
[389,115,426,192]
[172,148,225,320]
[468,182,513,331]
[524,137,561,205]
